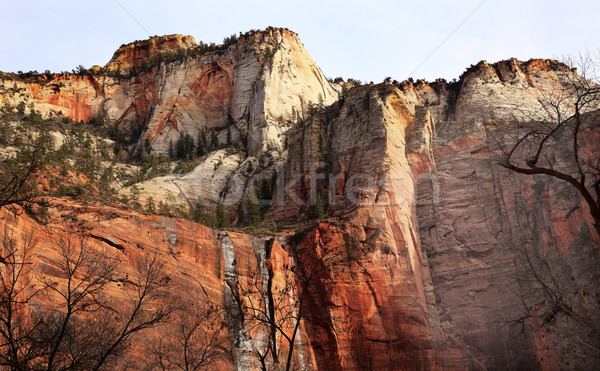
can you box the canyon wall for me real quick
[402,59,599,369]
[0,28,339,209]
[1,29,598,370]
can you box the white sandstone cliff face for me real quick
[401,58,586,124]
[251,29,339,153]
[0,29,339,208]
[123,150,243,208]
[102,28,339,157]
[1,28,337,158]
[117,29,338,208]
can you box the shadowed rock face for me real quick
[270,85,439,369]
[1,29,598,370]
[417,117,600,370]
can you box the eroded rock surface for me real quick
[1,29,599,370]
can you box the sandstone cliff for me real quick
[0,29,598,370]
[104,34,197,74]
[400,58,587,125]
[0,28,338,210]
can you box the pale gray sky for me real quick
[1,0,598,82]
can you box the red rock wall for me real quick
[414,119,600,369]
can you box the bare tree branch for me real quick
[500,54,600,235]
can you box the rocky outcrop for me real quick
[1,29,599,369]
[270,74,599,369]
[127,149,246,208]
[1,29,337,156]
[400,58,581,123]
[270,84,447,369]
[415,115,600,369]
[0,74,112,122]
[104,34,197,74]
[1,28,338,209]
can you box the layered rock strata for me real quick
[1,30,598,370]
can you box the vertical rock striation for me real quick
[1,29,598,369]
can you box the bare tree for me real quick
[34,238,175,370]
[36,235,117,370]
[0,228,42,369]
[501,193,600,368]
[0,145,40,214]
[151,297,230,371]
[493,50,600,368]
[506,237,600,367]
[0,161,36,213]
[0,119,57,214]
[499,52,600,235]
[1,229,176,370]
[90,251,175,371]
[232,236,341,371]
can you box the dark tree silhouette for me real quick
[0,140,42,213]
[91,252,175,370]
[231,237,341,371]
[0,231,175,370]
[500,53,600,235]
[499,53,600,368]
[151,296,230,371]
[0,229,41,369]
[38,235,118,370]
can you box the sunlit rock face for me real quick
[1,28,338,210]
[1,29,337,156]
[400,58,589,125]
[1,27,598,369]
[103,34,198,75]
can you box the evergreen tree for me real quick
[193,197,205,223]
[226,126,232,145]
[271,171,277,192]
[259,177,274,216]
[196,129,207,156]
[130,185,142,211]
[216,202,230,228]
[316,193,324,220]
[146,196,156,214]
[17,101,26,115]
[175,132,194,159]
[37,198,50,224]
[176,133,185,159]
[150,155,160,177]
[308,193,325,220]
[158,200,170,215]
[340,84,349,102]
[236,202,245,225]
[186,133,194,156]
[210,131,219,150]
[247,191,261,226]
